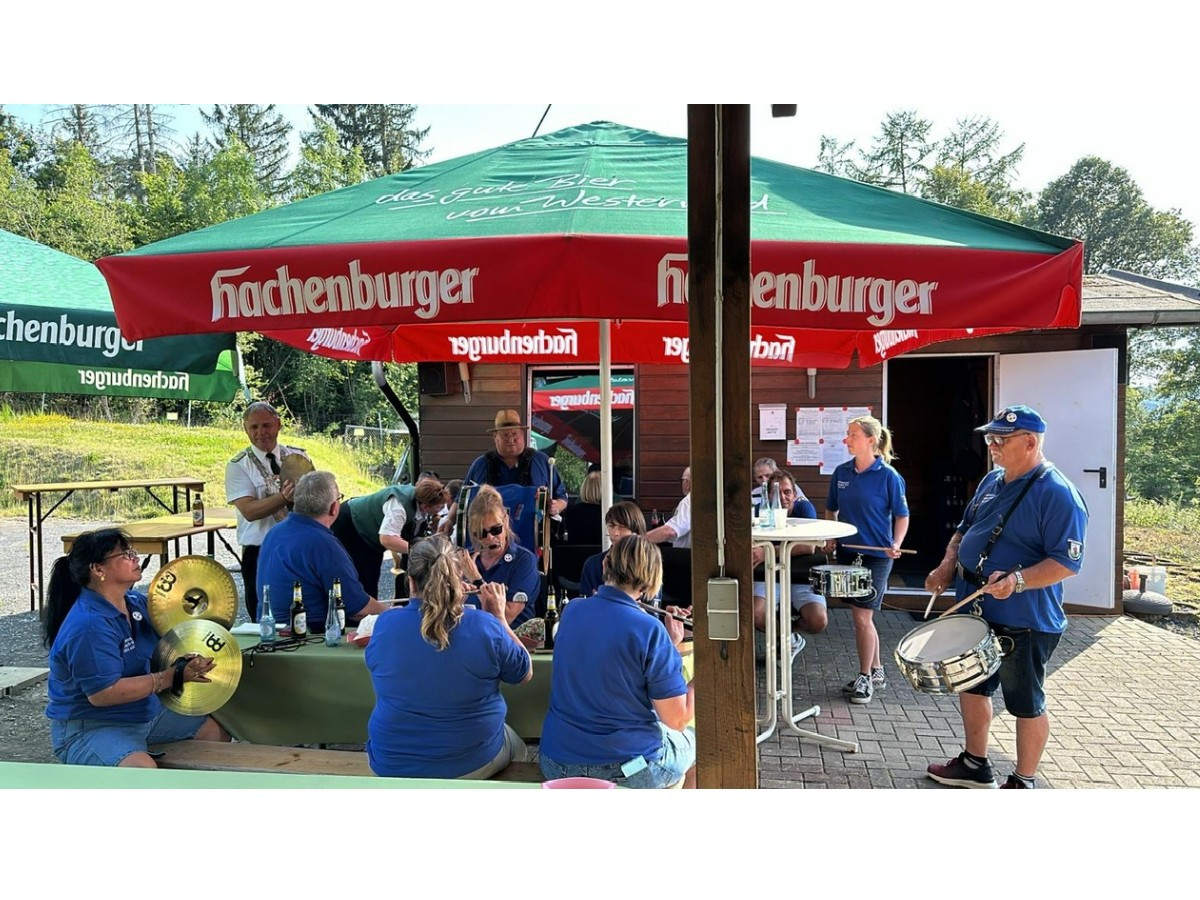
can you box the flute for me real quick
[636,599,694,628]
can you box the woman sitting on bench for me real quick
[540,534,695,788]
[43,528,231,768]
[365,534,533,779]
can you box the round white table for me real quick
[753,517,859,753]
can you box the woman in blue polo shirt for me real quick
[825,415,910,706]
[365,534,533,779]
[44,528,230,767]
[540,534,695,788]
[457,485,541,627]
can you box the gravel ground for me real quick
[2,515,1197,769]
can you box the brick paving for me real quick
[756,608,1200,789]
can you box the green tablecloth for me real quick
[213,635,552,745]
[0,761,535,789]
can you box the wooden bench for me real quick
[149,741,545,783]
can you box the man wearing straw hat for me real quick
[923,405,1088,789]
[465,409,568,517]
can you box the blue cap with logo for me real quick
[974,405,1046,435]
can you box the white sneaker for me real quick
[848,673,874,704]
[789,632,806,664]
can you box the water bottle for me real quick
[324,585,341,647]
[258,584,275,641]
[769,481,783,525]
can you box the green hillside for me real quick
[0,412,386,519]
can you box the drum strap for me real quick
[974,462,1046,572]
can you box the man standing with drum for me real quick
[924,405,1088,789]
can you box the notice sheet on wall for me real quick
[789,406,872,474]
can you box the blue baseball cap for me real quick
[975,405,1046,435]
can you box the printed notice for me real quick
[759,403,787,440]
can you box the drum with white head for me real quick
[894,614,1003,694]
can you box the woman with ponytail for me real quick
[824,415,911,706]
[365,533,533,779]
[44,528,230,767]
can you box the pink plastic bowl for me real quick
[541,776,617,789]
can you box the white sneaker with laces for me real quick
[848,673,873,704]
[789,632,805,664]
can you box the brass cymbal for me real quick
[279,453,314,485]
[148,555,238,634]
[152,620,243,716]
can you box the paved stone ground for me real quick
[757,607,1200,788]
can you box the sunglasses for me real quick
[103,549,140,562]
[983,431,1029,447]
[475,524,505,539]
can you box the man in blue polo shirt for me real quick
[924,405,1088,790]
[465,409,568,516]
[258,471,389,629]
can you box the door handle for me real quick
[1083,466,1107,488]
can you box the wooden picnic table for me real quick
[13,477,206,612]
[61,511,236,571]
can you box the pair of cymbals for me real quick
[152,620,243,716]
[148,555,238,635]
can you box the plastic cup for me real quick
[541,776,616,789]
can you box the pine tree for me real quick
[201,104,293,197]
[310,104,430,176]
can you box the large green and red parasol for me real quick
[97,121,1082,365]
[1,229,239,401]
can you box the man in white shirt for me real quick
[646,467,692,549]
[225,401,310,621]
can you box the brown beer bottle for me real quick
[544,586,558,651]
[192,494,205,526]
[290,581,308,638]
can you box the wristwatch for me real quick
[1012,569,1026,593]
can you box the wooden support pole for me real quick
[687,104,757,789]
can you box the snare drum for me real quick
[810,564,872,599]
[894,615,1002,694]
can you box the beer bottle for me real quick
[290,581,307,638]
[191,494,205,527]
[333,578,346,634]
[544,586,559,651]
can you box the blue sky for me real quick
[9,100,1199,232]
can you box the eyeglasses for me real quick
[983,431,1029,447]
[336,493,345,502]
[476,524,505,538]
[103,549,140,562]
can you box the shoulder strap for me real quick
[976,462,1046,570]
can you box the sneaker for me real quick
[848,673,873,704]
[789,632,806,664]
[841,667,885,693]
[926,752,998,789]
[1000,774,1033,789]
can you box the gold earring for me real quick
[99,573,106,582]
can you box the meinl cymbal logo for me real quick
[656,254,938,327]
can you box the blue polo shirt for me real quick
[364,603,531,778]
[465,543,540,627]
[464,449,568,501]
[540,585,687,766]
[258,513,372,626]
[955,464,1088,633]
[46,589,162,723]
[825,457,909,556]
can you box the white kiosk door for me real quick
[997,349,1118,610]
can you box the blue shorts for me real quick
[540,723,696,789]
[50,707,207,767]
[836,551,892,611]
[966,624,1061,718]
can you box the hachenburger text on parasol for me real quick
[210,261,479,323]
[657,254,938,328]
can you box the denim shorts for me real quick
[966,624,1061,718]
[50,707,207,767]
[753,581,827,612]
[540,723,696,789]
[836,551,892,611]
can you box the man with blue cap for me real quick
[923,405,1088,789]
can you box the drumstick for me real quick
[636,599,694,628]
[841,543,918,555]
[922,587,941,620]
[937,566,1021,619]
